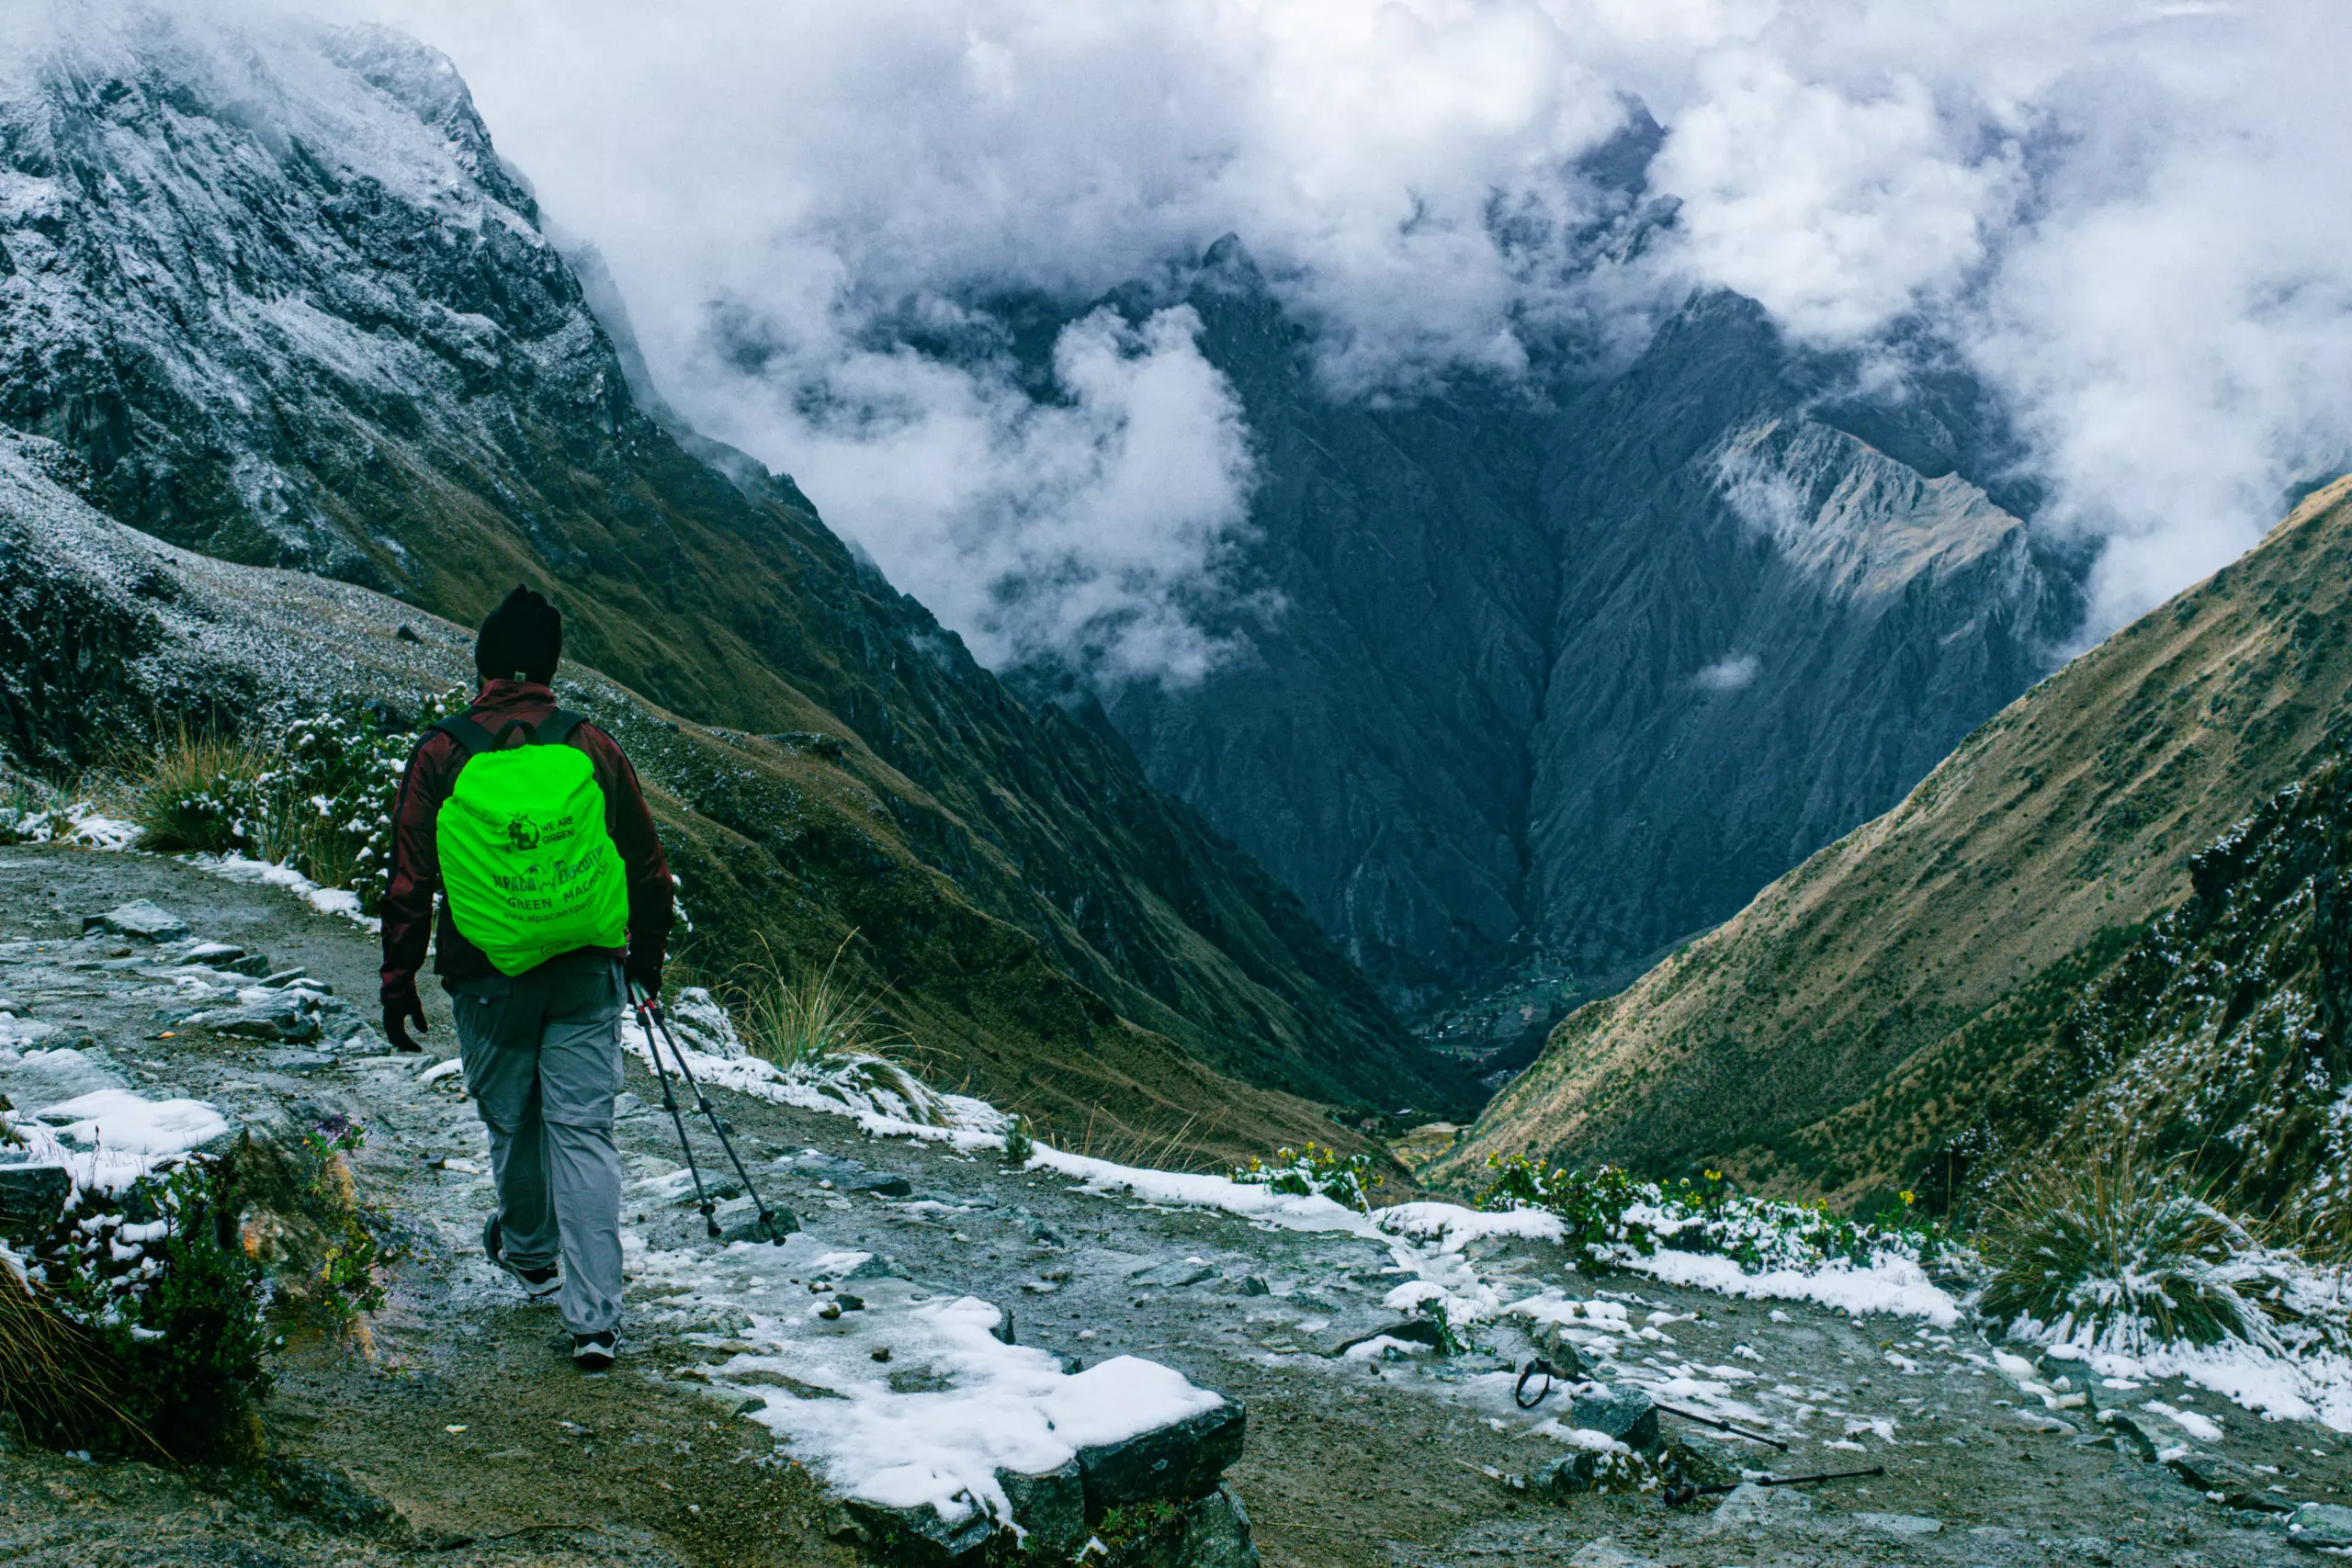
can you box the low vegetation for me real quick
[1232,1141,1384,1213]
[121,693,465,914]
[1977,1148,2262,1349]
[722,933,946,1126]
[1476,1155,1947,1271]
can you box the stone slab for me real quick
[1079,1397,1249,1514]
[84,901,188,941]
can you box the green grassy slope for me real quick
[1441,479,2352,1201]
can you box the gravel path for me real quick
[3,842,2349,1568]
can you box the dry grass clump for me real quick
[726,934,944,1124]
[1978,1145,2258,1349]
[0,1263,146,1453]
[119,726,289,859]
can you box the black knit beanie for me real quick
[475,585,562,685]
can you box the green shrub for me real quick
[286,1114,410,1325]
[1232,1141,1382,1213]
[1001,1115,1035,1167]
[1978,1148,2257,1349]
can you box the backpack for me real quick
[432,710,629,976]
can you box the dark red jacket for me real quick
[379,681,673,1009]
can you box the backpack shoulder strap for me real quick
[537,710,591,746]
[433,714,498,756]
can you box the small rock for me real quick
[337,1025,394,1057]
[259,968,311,988]
[182,942,244,964]
[834,1293,865,1312]
[870,1346,891,1363]
[844,1171,912,1198]
[2097,1409,2163,1461]
[841,1496,991,1560]
[2165,1450,2255,1494]
[84,902,188,942]
[842,1253,907,1282]
[268,1050,340,1076]
[181,993,322,1043]
[1856,1513,1943,1537]
[1331,1317,1447,1356]
[720,1209,798,1243]
[1129,1258,1216,1289]
[1707,1481,1814,1531]
[1566,1541,1658,1568]
[817,1302,843,1321]
[1237,1275,1271,1297]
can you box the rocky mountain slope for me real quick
[1092,249,2082,1028]
[1444,476,2352,1209]
[0,11,1470,1130]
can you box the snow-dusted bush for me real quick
[1476,1155,1946,1272]
[1232,1142,1383,1213]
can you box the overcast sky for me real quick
[341,0,2352,678]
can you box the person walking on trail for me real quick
[379,586,673,1371]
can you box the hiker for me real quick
[379,586,673,1371]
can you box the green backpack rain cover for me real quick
[433,711,628,976]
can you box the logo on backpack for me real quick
[505,814,542,852]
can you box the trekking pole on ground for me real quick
[633,990,721,1238]
[1654,1401,1791,1452]
[629,982,791,1246]
[1662,1465,1883,1507]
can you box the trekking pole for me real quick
[1662,1465,1883,1507]
[630,983,791,1246]
[633,992,721,1238]
[1654,1401,1791,1452]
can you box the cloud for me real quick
[333,0,2352,661]
[1694,653,1760,692]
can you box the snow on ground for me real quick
[184,853,379,931]
[1,1089,231,1197]
[627,1232,1226,1531]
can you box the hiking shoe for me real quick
[571,1331,618,1371]
[482,1215,559,1300]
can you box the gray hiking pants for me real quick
[447,953,626,1337]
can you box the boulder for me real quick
[265,1456,401,1537]
[2290,1503,2352,1547]
[1330,1317,1446,1356]
[0,1158,71,1243]
[1079,1399,1249,1514]
[0,1045,129,1111]
[1568,1386,1660,1451]
[83,901,188,942]
[841,1495,994,1565]
[180,993,322,1043]
[997,1460,1086,1555]
[845,1171,914,1198]
[1180,1484,1260,1568]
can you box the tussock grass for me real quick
[0,1265,147,1454]
[726,934,944,1125]
[1978,1145,2257,1349]
[120,727,288,858]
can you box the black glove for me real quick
[385,993,428,1053]
[625,950,662,1005]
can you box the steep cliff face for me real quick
[1100,259,2082,1019]
[0,11,1469,1120]
[1444,477,2352,1206]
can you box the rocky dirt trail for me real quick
[4,841,2351,1568]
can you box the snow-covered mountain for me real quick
[0,7,1472,1126]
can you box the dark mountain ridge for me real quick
[1003,237,2089,1032]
